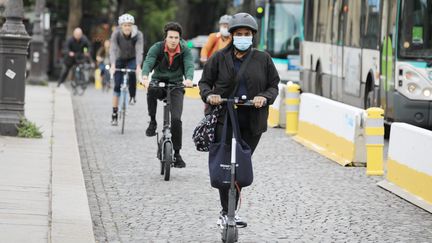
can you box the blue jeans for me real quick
[114,58,136,97]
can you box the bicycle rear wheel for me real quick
[163,142,172,181]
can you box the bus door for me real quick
[380,0,397,118]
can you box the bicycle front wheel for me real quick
[163,142,172,181]
[121,94,126,134]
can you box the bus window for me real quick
[267,1,302,57]
[331,0,344,45]
[304,0,314,41]
[314,0,332,43]
[362,0,381,49]
[399,0,432,59]
[345,0,362,47]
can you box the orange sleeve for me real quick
[201,33,217,59]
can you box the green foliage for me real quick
[129,0,177,46]
[16,118,43,139]
[23,0,35,6]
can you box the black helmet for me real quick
[228,13,258,33]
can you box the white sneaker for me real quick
[217,211,227,229]
[217,212,247,228]
[234,214,247,228]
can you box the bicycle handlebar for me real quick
[149,81,197,88]
[221,98,256,106]
[115,68,136,73]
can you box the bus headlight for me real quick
[407,83,418,93]
[404,71,421,82]
[423,88,432,97]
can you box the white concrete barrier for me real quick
[378,123,432,213]
[293,93,366,166]
[268,83,286,128]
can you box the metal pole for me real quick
[0,0,31,136]
[27,0,48,84]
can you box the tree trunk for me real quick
[66,0,82,37]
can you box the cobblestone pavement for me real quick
[73,87,432,243]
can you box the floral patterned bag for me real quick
[192,105,222,152]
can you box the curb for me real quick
[50,86,95,242]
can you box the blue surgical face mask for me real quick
[233,36,253,51]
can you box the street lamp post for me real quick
[27,0,48,85]
[0,0,31,136]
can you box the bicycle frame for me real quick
[152,81,191,181]
[71,62,88,96]
[119,71,129,103]
[157,83,178,167]
[115,68,135,134]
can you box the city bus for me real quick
[300,0,432,128]
[257,0,302,82]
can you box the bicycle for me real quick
[102,64,111,92]
[150,80,195,181]
[71,55,91,96]
[218,97,256,243]
[112,68,135,134]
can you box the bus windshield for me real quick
[399,0,432,59]
[266,2,301,58]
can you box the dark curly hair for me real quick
[164,22,183,37]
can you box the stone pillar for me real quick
[0,0,32,136]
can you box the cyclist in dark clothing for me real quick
[57,28,92,87]
[199,12,279,228]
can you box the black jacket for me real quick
[64,35,92,56]
[199,45,280,135]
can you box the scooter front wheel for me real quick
[222,225,238,243]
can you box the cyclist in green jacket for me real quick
[141,22,194,168]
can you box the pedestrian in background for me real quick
[200,15,232,64]
[96,39,110,76]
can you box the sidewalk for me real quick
[0,84,95,243]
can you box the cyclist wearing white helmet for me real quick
[109,13,144,126]
[200,14,232,64]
